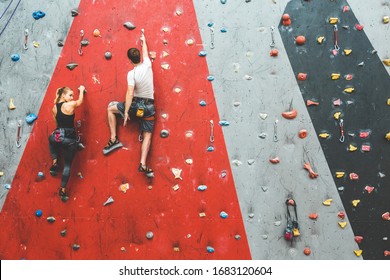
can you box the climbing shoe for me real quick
[103,136,123,155]
[59,188,69,202]
[49,164,58,176]
[138,163,154,178]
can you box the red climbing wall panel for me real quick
[0,0,251,259]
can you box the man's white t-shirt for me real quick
[127,56,154,99]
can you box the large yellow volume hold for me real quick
[331,73,340,80]
[344,87,354,93]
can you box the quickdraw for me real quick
[23,29,29,50]
[210,120,215,143]
[284,198,300,241]
[273,119,278,142]
[333,25,340,55]
[270,26,275,48]
[16,120,22,148]
[78,29,84,55]
[339,118,345,143]
[210,27,215,49]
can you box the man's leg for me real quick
[103,103,123,155]
[140,131,152,167]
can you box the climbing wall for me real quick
[0,0,250,259]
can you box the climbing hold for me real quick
[333,112,341,120]
[160,129,169,138]
[383,59,390,66]
[220,211,228,219]
[161,63,170,70]
[317,36,325,44]
[386,132,390,141]
[270,49,279,57]
[207,75,215,81]
[197,185,207,191]
[162,52,169,58]
[354,250,363,257]
[33,41,40,48]
[219,120,229,126]
[345,74,353,81]
[343,49,352,56]
[66,63,78,70]
[71,9,79,16]
[198,50,207,57]
[319,133,330,139]
[297,73,307,81]
[77,172,83,179]
[338,222,347,229]
[269,157,280,164]
[57,40,64,47]
[361,144,371,152]
[60,229,67,237]
[357,61,365,67]
[0,172,3,177]
[103,196,114,206]
[207,146,215,152]
[333,99,341,106]
[331,73,340,80]
[308,213,318,220]
[146,231,154,240]
[384,16,390,24]
[338,186,345,192]
[25,113,38,124]
[382,212,390,221]
[335,171,345,178]
[355,24,364,31]
[185,159,193,165]
[9,98,16,110]
[32,10,46,20]
[175,9,182,16]
[207,22,214,27]
[379,172,386,178]
[343,6,350,12]
[11,54,20,61]
[199,212,206,217]
[172,184,179,191]
[349,144,357,152]
[344,87,354,93]
[235,235,241,240]
[4,184,11,190]
[186,38,194,45]
[93,29,101,37]
[354,236,363,243]
[352,200,360,207]
[306,100,319,106]
[220,27,227,33]
[281,109,297,119]
[162,27,169,33]
[37,172,44,179]
[47,216,56,223]
[119,183,129,193]
[338,211,346,219]
[199,100,206,106]
[72,244,81,251]
[173,87,181,93]
[35,209,43,217]
[220,0,227,4]
[171,168,182,180]
[163,39,168,45]
[323,199,332,206]
[329,17,339,24]
[259,113,268,120]
[303,248,311,256]
[206,246,215,253]
[295,35,306,45]
[298,129,308,139]
[282,14,291,26]
[365,186,374,193]
[349,173,359,180]
[303,162,318,178]
[384,251,390,257]
[244,74,253,80]
[123,22,136,30]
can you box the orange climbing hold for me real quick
[303,247,311,256]
[282,109,297,119]
[282,14,291,26]
[308,213,318,220]
[269,157,280,164]
[303,162,318,178]
[270,49,279,57]
[384,250,390,257]
[297,73,307,81]
[306,100,319,106]
[295,35,306,45]
[298,129,307,139]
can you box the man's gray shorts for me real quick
[109,98,155,133]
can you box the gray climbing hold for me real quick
[206,246,215,253]
[199,100,206,106]
[261,235,268,240]
[123,22,136,30]
[60,229,67,237]
[248,213,255,218]
[160,129,169,138]
[207,75,215,81]
[71,9,79,17]
[261,186,268,192]
[66,63,78,70]
[104,51,112,60]
[146,231,154,240]
[57,40,64,47]
[198,50,207,57]
[72,244,80,250]
[357,61,365,67]
[47,216,56,223]
[80,39,89,46]
[103,196,114,206]
[247,159,255,165]
[207,146,214,152]
[274,221,281,226]
[235,235,241,240]
[258,132,267,139]
[338,186,345,191]
[233,102,241,107]
[220,211,228,219]
[379,172,386,178]
[219,120,230,126]
[197,185,207,191]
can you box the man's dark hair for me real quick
[127,48,141,64]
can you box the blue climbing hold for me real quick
[197,185,207,191]
[207,146,215,152]
[221,0,227,4]
[198,50,207,57]
[220,211,229,219]
[207,75,215,81]
[26,113,38,124]
[220,27,227,33]
[207,246,215,253]
[11,54,20,61]
[32,10,46,20]
[199,100,206,106]
[37,172,44,178]
[219,120,230,126]
[35,209,43,217]
[207,22,214,27]
[4,184,11,190]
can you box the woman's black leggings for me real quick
[48,134,77,188]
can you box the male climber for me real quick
[103,29,155,178]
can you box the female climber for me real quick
[48,85,85,200]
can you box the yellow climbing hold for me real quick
[329,17,339,24]
[119,183,129,193]
[338,221,347,228]
[386,132,390,141]
[387,98,390,106]
[384,16,390,24]
[354,250,363,257]
[335,172,345,178]
[323,199,333,206]
[317,36,325,44]
[33,41,40,48]
[352,200,360,207]
[333,112,341,120]
[344,87,354,93]
[0,171,4,177]
[383,59,390,66]
[331,73,340,80]
[319,133,330,139]
[9,98,16,110]
[349,144,358,152]
[344,49,352,56]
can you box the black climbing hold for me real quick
[80,39,89,46]
[72,244,80,250]
[160,129,169,138]
[47,216,56,223]
[60,229,67,237]
[71,9,79,17]
[104,51,112,60]
[123,22,136,30]
[57,40,64,47]
[66,63,78,70]
[146,231,154,239]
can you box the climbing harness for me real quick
[273,119,278,142]
[284,198,300,241]
[210,120,215,143]
[333,25,340,55]
[23,29,29,50]
[270,26,275,48]
[339,118,345,143]
[210,27,215,49]
[16,120,22,148]
[78,30,84,55]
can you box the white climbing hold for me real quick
[161,63,170,70]
[244,74,253,80]
[233,63,240,73]
[119,183,129,193]
[172,184,180,191]
[233,101,241,107]
[103,196,114,206]
[185,159,193,165]
[162,51,169,57]
[259,113,268,120]
[162,27,169,33]
[247,159,255,165]
[172,168,183,180]
[173,87,181,93]
[161,113,168,119]
[232,160,242,166]
[186,38,194,46]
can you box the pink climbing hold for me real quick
[354,236,363,243]
[333,99,341,106]
[355,24,364,31]
[384,250,390,257]
[359,131,370,138]
[382,212,390,221]
[364,185,374,194]
[349,173,359,180]
[361,145,371,152]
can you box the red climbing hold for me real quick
[298,129,308,139]
[297,73,307,81]
[354,236,363,243]
[295,35,306,45]
[282,109,298,119]
[308,213,318,220]
[303,247,311,256]
[365,186,374,194]
[270,49,279,57]
[384,250,390,257]
[359,131,370,138]
[349,173,359,180]
[269,157,280,164]
[355,24,364,31]
[282,14,291,26]
[338,211,346,219]
[382,212,390,221]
